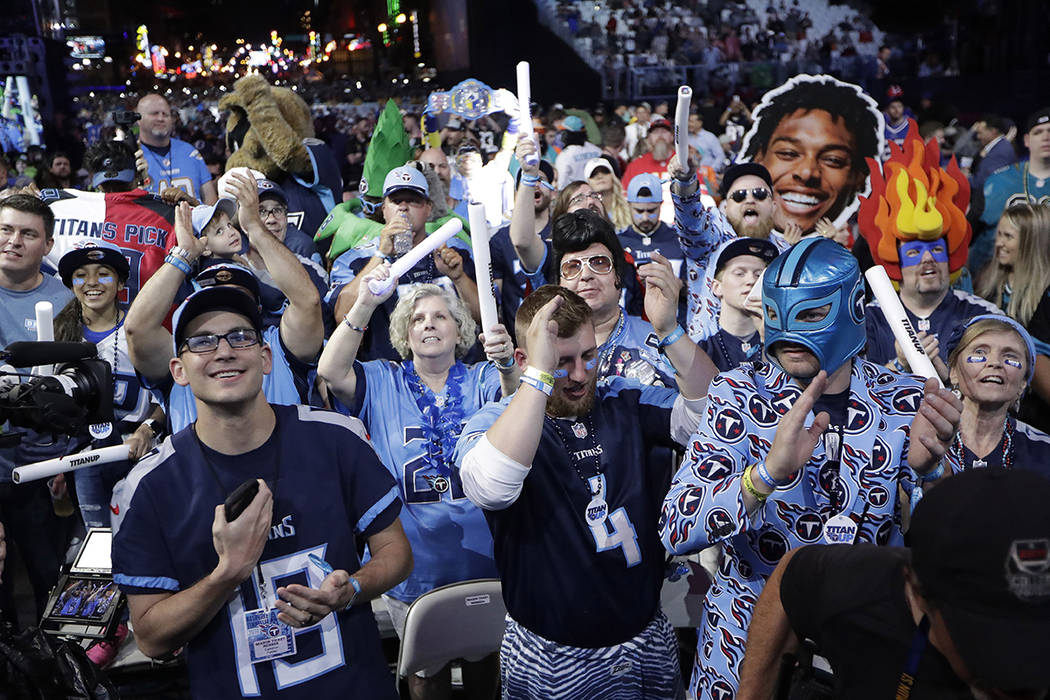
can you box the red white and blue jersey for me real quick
[330,360,501,603]
[456,377,680,648]
[112,404,400,699]
[141,138,212,201]
[41,188,175,305]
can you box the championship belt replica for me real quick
[422,78,520,147]
[858,119,972,286]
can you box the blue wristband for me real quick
[519,375,553,396]
[343,576,362,611]
[921,460,945,482]
[658,325,685,348]
[165,254,191,276]
[754,461,789,489]
[494,355,515,370]
[521,173,539,186]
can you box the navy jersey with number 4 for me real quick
[456,377,679,648]
[112,405,400,699]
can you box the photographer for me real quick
[0,194,76,628]
[738,469,1050,699]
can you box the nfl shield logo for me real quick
[572,422,587,438]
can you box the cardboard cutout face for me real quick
[737,74,885,233]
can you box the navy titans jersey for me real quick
[113,405,400,699]
[865,290,1000,365]
[282,140,342,238]
[697,328,763,372]
[456,377,679,647]
[952,419,1050,479]
[331,360,501,602]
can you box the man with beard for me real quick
[623,117,675,223]
[490,157,556,336]
[659,237,963,698]
[418,147,454,210]
[620,172,684,278]
[457,281,714,699]
[135,94,217,204]
[668,160,792,341]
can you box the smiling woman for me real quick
[945,315,1050,478]
[739,74,883,233]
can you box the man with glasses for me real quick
[328,165,480,361]
[124,176,324,434]
[256,179,322,266]
[112,282,412,699]
[669,160,791,342]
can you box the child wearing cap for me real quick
[53,241,164,530]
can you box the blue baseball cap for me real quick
[256,178,288,205]
[191,198,237,237]
[626,172,663,204]
[562,115,585,132]
[382,165,429,199]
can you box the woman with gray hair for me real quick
[944,314,1050,477]
[318,265,517,699]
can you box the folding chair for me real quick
[396,579,507,688]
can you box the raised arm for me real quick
[508,136,547,273]
[317,264,396,404]
[125,201,205,383]
[228,172,323,364]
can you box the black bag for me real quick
[0,622,117,699]
[775,639,835,700]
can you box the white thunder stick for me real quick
[674,85,692,167]
[468,202,499,336]
[516,61,538,167]
[864,265,942,385]
[368,218,464,296]
[12,445,131,484]
[35,301,54,376]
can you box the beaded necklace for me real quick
[403,360,467,482]
[953,415,1013,470]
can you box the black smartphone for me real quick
[224,478,259,522]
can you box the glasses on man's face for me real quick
[180,328,260,354]
[569,191,604,207]
[728,187,771,203]
[259,205,288,219]
[560,254,613,280]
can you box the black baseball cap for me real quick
[194,262,262,302]
[910,468,1050,688]
[719,162,773,199]
[172,286,263,354]
[714,237,779,275]
[1026,107,1050,133]
[58,241,130,287]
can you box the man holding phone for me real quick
[112,284,412,698]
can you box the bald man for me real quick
[136,94,217,204]
[419,147,453,208]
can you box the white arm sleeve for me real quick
[460,434,531,510]
[670,394,707,446]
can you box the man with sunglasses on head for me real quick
[457,282,717,699]
[112,282,413,699]
[668,159,793,344]
[328,165,480,361]
[124,174,324,435]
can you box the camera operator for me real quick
[738,468,1050,699]
[0,194,78,628]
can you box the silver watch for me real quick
[169,245,194,261]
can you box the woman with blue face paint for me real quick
[318,269,517,700]
[53,242,165,531]
[944,315,1050,478]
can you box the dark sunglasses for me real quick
[560,254,613,280]
[180,328,260,354]
[728,187,771,203]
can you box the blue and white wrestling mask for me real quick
[762,237,866,375]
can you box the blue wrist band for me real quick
[165,254,191,276]
[658,325,685,348]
